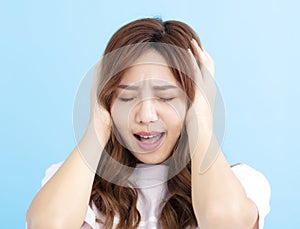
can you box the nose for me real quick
[135,98,158,124]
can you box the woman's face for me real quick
[111,50,188,164]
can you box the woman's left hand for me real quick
[186,39,216,135]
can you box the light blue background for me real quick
[1,0,299,228]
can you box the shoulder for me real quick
[41,161,64,186]
[231,163,271,195]
[230,163,271,204]
[231,163,271,228]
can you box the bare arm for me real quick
[26,62,112,229]
[26,125,106,229]
[189,132,258,229]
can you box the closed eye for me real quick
[159,97,175,102]
[118,97,135,102]
[118,97,175,102]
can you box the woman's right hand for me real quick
[78,60,112,169]
[89,60,112,145]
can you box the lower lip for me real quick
[134,133,165,152]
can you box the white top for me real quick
[38,162,271,229]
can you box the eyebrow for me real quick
[117,84,178,91]
[117,85,139,90]
[152,85,178,90]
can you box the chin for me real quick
[132,151,169,165]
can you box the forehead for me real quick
[119,50,180,87]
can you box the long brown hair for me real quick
[91,18,202,229]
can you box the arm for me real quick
[187,39,259,229]
[26,128,105,229]
[26,62,112,229]
[190,134,259,229]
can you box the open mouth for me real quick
[133,132,165,151]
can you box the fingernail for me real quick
[192,39,198,49]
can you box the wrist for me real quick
[76,122,109,171]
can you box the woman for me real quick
[26,18,271,229]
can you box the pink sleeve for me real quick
[232,164,271,229]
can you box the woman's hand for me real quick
[186,39,216,132]
[185,39,220,173]
[77,60,112,170]
[87,60,112,147]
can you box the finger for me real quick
[91,58,104,106]
[191,39,215,79]
[188,48,210,112]
[191,38,206,63]
[202,48,212,62]
[190,40,216,108]
[188,48,204,87]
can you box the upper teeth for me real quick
[140,135,155,139]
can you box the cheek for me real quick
[160,103,186,132]
[111,102,128,129]
[162,101,187,123]
[111,101,137,133]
